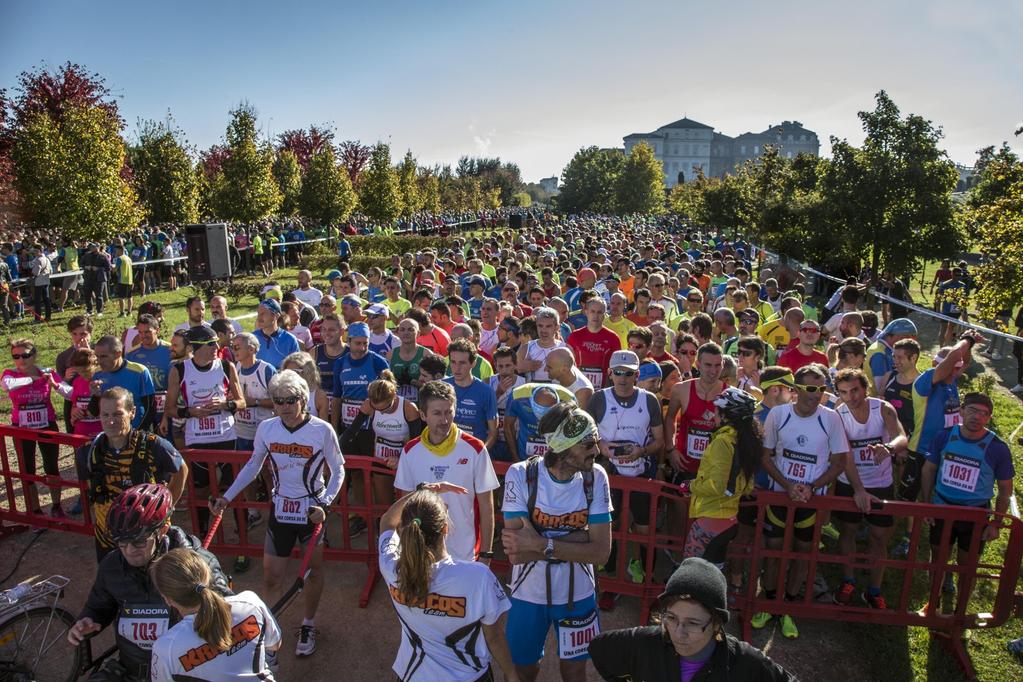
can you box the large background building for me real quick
[623,117,820,187]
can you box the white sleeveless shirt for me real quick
[837,397,891,488]
[371,396,409,459]
[181,358,235,444]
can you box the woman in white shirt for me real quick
[379,484,518,682]
[150,548,281,681]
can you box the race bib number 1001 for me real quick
[558,610,599,659]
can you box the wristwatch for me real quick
[544,538,556,560]
[478,550,495,560]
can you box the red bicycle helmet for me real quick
[106,483,173,543]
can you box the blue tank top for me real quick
[932,426,998,508]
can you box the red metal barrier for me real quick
[2,426,1020,678]
[729,491,1023,680]
[0,425,92,536]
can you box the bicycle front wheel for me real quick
[0,605,81,682]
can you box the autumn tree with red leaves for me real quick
[337,139,371,189]
[277,126,334,171]
[7,62,141,238]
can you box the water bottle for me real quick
[0,583,34,606]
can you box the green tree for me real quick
[970,144,1023,317]
[217,103,281,221]
[417,166,441,214]
[510,191,532,207]
[820,91,960,278]
[616,142,665,213]
[358,143,403,225]
[12,104,141,239]
[396,151,421,217]
[299,145,356,225]
[273,149,302,216]
[129,118,198,224]
[557,146,625,214]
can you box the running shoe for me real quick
[990,352,1004,361]
[780,614,799,639]
[627,558,645,584]
[348,515,367,538]
[597,592,619,611]
[1011,384,1023,394]
[234,555,251,573]
[295,625,317,656]
[835,581,856,605]
[750,611,773,629]
[863,592,888,610]
[820,523,840,541]
[891,537,911,559]
[1007,637,1023,662]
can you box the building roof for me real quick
[661,116,713,130]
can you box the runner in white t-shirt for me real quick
[394,381,500,563]
[501,403,612,680]
[150,549,281,681]
[378,483,517,682]
[213,369,344,660]
[754,364,867,640]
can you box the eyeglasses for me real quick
[272,396,302,405]
[11,353,33,360]
[611,368,637,377]
[962,405,991,418]
[796,383,826,393]
[660,612,713,636]
[738,349,758,357]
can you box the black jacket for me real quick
[79,526,232,670]
[589,626,798,682]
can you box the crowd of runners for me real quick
[1,213,1018,681]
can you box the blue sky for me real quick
[2,0,1021,181]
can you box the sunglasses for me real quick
[272,396,302,405]
[11,352,34,360]
[795,383,826,393]
[686,298,701,303]
[738,349,758,357]
[116,535,153,550]
[611,368,637,377]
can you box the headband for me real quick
[545,409,599,453]
[759,372,796,391]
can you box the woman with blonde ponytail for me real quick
[379,483,519,682]
[149,549,281,681]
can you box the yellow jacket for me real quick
[688,425,754,520]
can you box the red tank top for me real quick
[675,381,721,474]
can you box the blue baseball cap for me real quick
[638,363,662,382]
[880,318,917,338]
[347,322,370,338]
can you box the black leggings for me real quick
[17,425,60,478]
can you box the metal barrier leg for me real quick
[359,560,380,609]
[933,625,977,681]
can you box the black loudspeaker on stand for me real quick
[185,224,233,280]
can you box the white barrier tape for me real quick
[754,244,1023,344]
